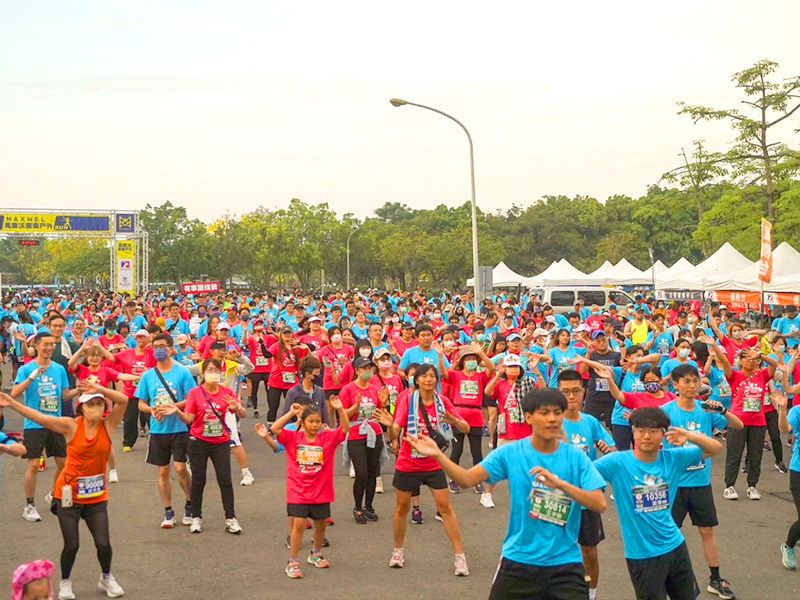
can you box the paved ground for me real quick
[2,367,800,599]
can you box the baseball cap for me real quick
[133,329,150,338]
[576,324,592,333]
[544,315,557,325]
[210,341,226,351]
[308,316,321,323]
[216,322,230,331]
[503,354,522,368]
[176,334,188,344]
[591,330,607,339]
[506,333,523,342]
[373,347,391,362]
[77,392,109,410]
[501,302,510,309]
[353,357,374,370]
[533,328,550,338]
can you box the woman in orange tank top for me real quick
[0,380,128,600]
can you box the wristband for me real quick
[721,407,727,415]
[28,370,39,381]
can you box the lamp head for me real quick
[389,98,408,107]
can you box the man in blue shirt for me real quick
[404,387,606,599]
[776,305,800,349]
[398,324,449,378]
[164,304,190,342]
[136,333,197,529]
[594,406,723,600]
[662,364,742,600]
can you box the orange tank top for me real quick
[55,417,112,504]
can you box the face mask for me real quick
[443,340,454,348]
[678,348,691,359]
[407,376,414,388]
[331,334,342,344]
[433,313,442,319]
[644,381,661,394]
[204,373,221,384]
[592,311,601,316]
[359,348,371,358]
[153,347,169,362]
[358,370,373,382]
[400,307,407,313]
[475,333,486,342]
[464,360,478,371]
[254,326,264,332]
[732,331,743,340]
[378,359,392,370]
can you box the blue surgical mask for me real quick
[475,333,486,342]
[678,348,691,359]
[153,347,169,362]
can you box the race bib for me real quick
[76,474,106,499]
[296,444,323,471]
[255,357,269,367]
[460,380,479,398]
[717,379,731,397]
[358,400,376,421]
[203,417,225,438]
[39,395,59,413]
[154,391,173,407]
[282,372,297,384]
[632,482,669,512]
[742,396,761,413]
[529,487,572,526]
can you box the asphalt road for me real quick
[2,367,800,599]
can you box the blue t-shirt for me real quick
[660,359,698,393]
[351,323,369,340]
[547,347,587,387]
[118,314,147,332]
[174,346,197,368]
[652,331,674,364]
[481,439,605,567]
[777,316,800,348]
[661,400,727,488]
[14,362,69,430]
[134,363,196,435]
[788,406,800,473]
[164,319,190,340]
[612,370,645,427]
[706,365,732,409]
[399,347,450,373]
[594,446,703,559]
[562,413,616,462]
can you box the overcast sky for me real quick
[1,0,799,223]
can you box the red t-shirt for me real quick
[369,372,403,413]
[267,343,308,390]
[339,382,383,441]
[719,335,757,363]
[299,332,327,351]
[278,427,346,504]
[446,370,489,428]
[393,392,463,473]
[585,315,604,332]
[621,391,676,409]
[71,364,120,388]
[196,335,216,359]
[491,379,532,440]
[98,334,124,352]
[114,348,156,397]
[183,385,237,444]
[247,334,277,374]
[317,344,355,390]
[727,368,772,427]
[392,336,418,357]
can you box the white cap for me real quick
[176,333,189,344]
[133,329,150,338]
[503,354,522,368]
[216,322,230,331]
[533,328,550,338]
[77,392,108,408]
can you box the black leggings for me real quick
[788,471,800,549]
[57,501,112,579]
[450,429,483,467]
[612,424,633,451]
[188,438,235,519]
[267,387,288,422]
[725,425,766,487]
[765,410,784,463]
[248,373,269,410]
[349,438,383,511]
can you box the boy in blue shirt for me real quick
[662,364,743,600]
[594,407,723,600]
[405,387,606,600]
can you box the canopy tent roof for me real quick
[657,243,755,291]
[655,257,695,289]
[466,261,528,288]
[761,242,800,293]
[586,261,614,279]
[523,259,588,287]
[581,258,651,286]
[648,260,668,278]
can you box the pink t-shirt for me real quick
[183,386,237,444]
[492,379,532,440]
[71,364,120,389]
[621,391,676,409]
[727,368,772,427]
[268,343,308,390]
[339,382,383,441]
[720,336,757,363]
[247,334,277,374]
[446,370,488,428]
[317,344,355,390]
[369,372,403,412]
[278,427,346,504]
[393,392,463,473]
[114,348,156,397]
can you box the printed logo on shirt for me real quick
[569,433,590,454]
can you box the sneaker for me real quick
[707,577,734,599]
[349,462,355,478]
[98,573,124,598]
[108,469,119,483]
[776,461,789,474]
[306,519,313,529]
[375,476,384,494]
[781,543,797,570]
[45,491,54,504]
[190,517,202,533]
[740,464,748,473]
[474,483,485,494]
[480,492,495,508]
[161,510,176,528]
[23,504,42,522]
[122,446,133,452]
[139,427,147,438]
[435,511,443,522]
[58,579,75,600]
[325,517,335,526]
[240,470,254,486]
[389,549,405,568]
[353,509,368,524]
[363,507,379,522]
[448,480,460,494]
[246,398,253,408]
[482,425,490,437]
[411,507,424,525]
[454,553,469,577]
[746,486,761,500]
[723,487,738,500]
[225,517,242,534]
[764,440,772,451]
[285,534,291,549]
[307,552,330,568]
[253,410,259,418]
[183,505,193,526]
[285,561,303,579]
[323,537,330,547]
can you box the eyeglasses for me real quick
[561,388,583,397]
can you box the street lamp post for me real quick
[346,228,356,291]
[390,98,481,307]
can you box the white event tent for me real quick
[523,259,587,287]
[582,258,651,286]
[765,242,800,292]
[466,261,527,288]
[656,243,755,290]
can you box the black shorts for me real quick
[324,389,341,400]
[287,503,331,520]
[482,395,496,408]
[489,558,588,600]
[23,428,67,459]
[578,509,605,547]
[672,485,718,528]
[626,542,699,600]
[146,433,188,466]
[393,469,447,492]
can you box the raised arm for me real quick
[702,334,732,379]
[0,392,77,440]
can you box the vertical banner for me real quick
[116,240,136,294]
[759,218,773,283]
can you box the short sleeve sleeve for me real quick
[480,443,510,485]
[577,449,606,491]
[393,394,409,429]
[593,452,617,483]
[399,351,411,371]
[670,445,704,472]
[134,372,150,401]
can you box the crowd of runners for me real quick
[3,287,800,600]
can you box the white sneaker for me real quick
[479,492,495,508]
[746,486,761,500]
[375,476,384,494]
[45,491,54,504]
[98,573,124,598]
[389,548,405,568]
[190,517,202,533]
[454,553,470,577]
[108,469,119,484]
[161,510,176,528]
[349,462,356,478]
[23,504,42,522]
[240,470,254,486]
[723,486,739,500]
[226,517,242,534]
[59,579,76,600]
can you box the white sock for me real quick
[589,588,597,600]
[242,468,250,475]
[394,547,404,553]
